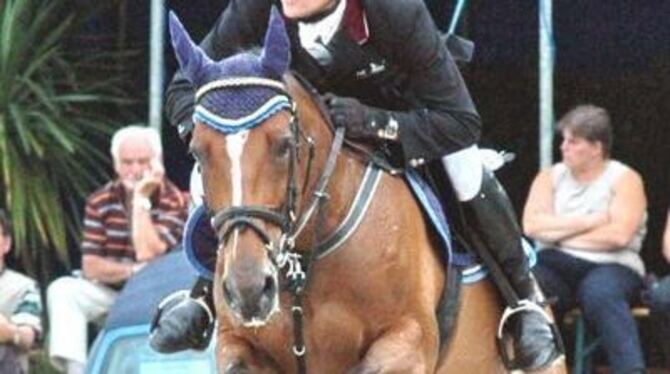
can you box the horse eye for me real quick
[275,137,293,159]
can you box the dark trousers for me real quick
[648,275,670,369]
[533,249,645,373]
[0,345,24,374]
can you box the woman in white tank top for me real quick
[522,105,647,373]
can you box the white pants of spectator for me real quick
[47,276,118,373]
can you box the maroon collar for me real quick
[343,0,369,44]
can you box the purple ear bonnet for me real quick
[169,7,292,133]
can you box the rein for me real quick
[204,76,347,373]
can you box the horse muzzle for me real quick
[222,267,280,327]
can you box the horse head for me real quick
[170,8,330,327]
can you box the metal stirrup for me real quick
[497,299,554,339]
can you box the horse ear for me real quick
[260,7,291,78]
[168,11,213,87]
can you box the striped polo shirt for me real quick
[81,179,188,261]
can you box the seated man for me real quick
[47,126,189,374]
[0,209,43,374]
[523,105,647,373]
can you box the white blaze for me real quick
[226,130,249,206]
[226,130,250,257]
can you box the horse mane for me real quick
[283,71,336,132]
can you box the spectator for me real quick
[47,126,188,374]
[646,210,670,312]
[523,104,648,374]
[0,209,43,374]
[645,210,670,368]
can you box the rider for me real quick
[152,0,562,370]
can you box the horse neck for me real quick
[283,74,371,250]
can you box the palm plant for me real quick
[0,0,132,279]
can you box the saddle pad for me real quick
[183,204,217,280]
[404,169,471,267]
[404,169,537,284]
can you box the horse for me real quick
[170,8,566,374]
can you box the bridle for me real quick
[198,76,343,283]
[198,76,346,372]
[197,77,346,372]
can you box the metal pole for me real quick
[539,0,555,168]
[448,0,468,36]
[149,0,165,131]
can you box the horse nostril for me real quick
[223,279,235,306]
[263,275,276,296]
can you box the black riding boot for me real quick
[462,169,563,371]
[149,277,215,353]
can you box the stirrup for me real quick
[496,300,564,370]
[149,290,215,340]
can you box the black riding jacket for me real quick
[165,0,482,166]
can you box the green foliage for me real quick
[0,0,131,278]
[29,349,60,374]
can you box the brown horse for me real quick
[171,9,566,374]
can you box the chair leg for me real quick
[573,312,601,374]
[573,314,586,374]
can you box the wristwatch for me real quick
[134,196,152,210]
[377,116,399,141]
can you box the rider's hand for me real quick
[324,94,398,143]
[323,94,369,138]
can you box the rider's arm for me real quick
[165,0,270,129]
[522,168,607,243]
[560,168,646,252]
[360,0,482,165]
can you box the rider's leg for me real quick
[441,145,563,370]
[149,276,215,353]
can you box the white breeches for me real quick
[441,145,484,201]
[47,276,118,370]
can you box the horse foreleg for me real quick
[218,334,280,374]
[349,317,438,374]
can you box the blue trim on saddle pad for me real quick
[460,241,537,284]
